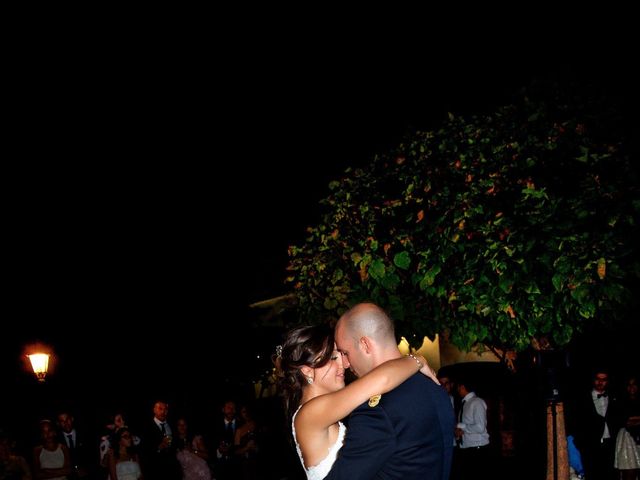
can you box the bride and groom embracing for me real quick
[276,302,455,480]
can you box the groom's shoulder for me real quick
[385,373,449,404]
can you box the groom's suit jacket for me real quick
[325,373,455,480]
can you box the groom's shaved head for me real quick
[338,303,396,347]
[335,303,399,377]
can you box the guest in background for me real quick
[437,373,457,437]
[211,400,241,480]
[174,417,210,480]
[106,427,142,480]
[438,372,459,479]
[572,368,620,480]
[233,405,260,480]
[140,401,180,480]
[615,375,640,480]
[455,376,490,479]
[0,429,31,480]
[33,420,72,480]
[56,412,93,479]
[100,412,140,468]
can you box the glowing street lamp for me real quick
[27,353,50,382]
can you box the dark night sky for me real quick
[3,24,638,429]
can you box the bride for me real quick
[275,324,437,480]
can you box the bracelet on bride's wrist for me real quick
[407,353,424,370]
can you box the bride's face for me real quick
[313,345,346,393]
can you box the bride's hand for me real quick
[416,355,439,385]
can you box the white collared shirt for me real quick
[154,418,172,436]
[591,389,610,439]
[65,430,76,448]
[456,392,490,448]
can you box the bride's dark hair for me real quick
[275,324,335,422]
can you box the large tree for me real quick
[286,82,639,360]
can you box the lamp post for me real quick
[27,352,50,382]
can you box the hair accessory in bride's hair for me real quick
[272,345,285,378]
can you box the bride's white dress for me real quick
[292,406,346,480]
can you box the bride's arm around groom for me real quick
[325,303,455,480]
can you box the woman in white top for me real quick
[33,420,72,480]
[275,325,437,480]
[107,427,142,480]
[100,412,141,468]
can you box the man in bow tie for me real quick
[570,368,620,480]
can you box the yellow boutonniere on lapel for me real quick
[368,394,382,407]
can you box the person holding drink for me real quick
[140,400,181,480]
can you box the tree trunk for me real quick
[546,401,569,480]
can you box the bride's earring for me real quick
[306,376,313,384]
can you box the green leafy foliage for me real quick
[286,85,640,353]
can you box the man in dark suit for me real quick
[326,303,455,480]
[56,411,95,479]
[210,400,242,480]
[571,369,620,480]
[140,400,181,480]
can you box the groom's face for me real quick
[335,322,365,378]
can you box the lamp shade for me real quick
[27,353,50,382]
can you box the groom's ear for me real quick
[359,336,373,354]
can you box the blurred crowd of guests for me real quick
[434,369,639,480]
[1,398,296,480]
[2,369,637,480]
[565,370,640,480]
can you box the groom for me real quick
[326,303,454,480]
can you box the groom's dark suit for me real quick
[325,373,455,480]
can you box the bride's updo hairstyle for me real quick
[275,324,335,422]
